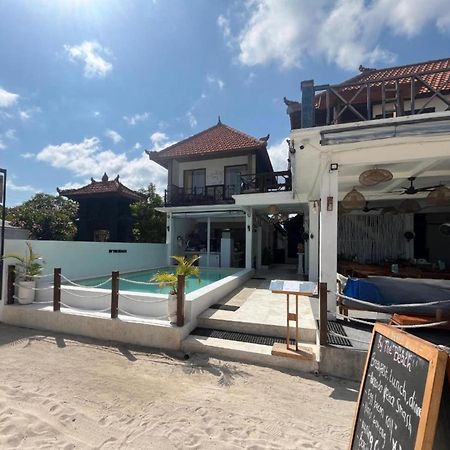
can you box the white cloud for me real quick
[217,15,233,49]
[134,142,142,150]
[4,129,16,140]
[267,138,289,171]
[186,111,197,128]
[207,74,225,90]
[0,129,16,149]
[20,152,35,159]
[8,180,37,192]
[36,134,176,194]
[123,112,150,125]
[64,41,113,78]
[58,181,86,190]
[150,131,172,150]
[104,129,124,144]
[220,0,450,71]
[0,87,19,108]
[19,110,30,120]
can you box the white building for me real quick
[285,58,450,314]
[147,119,296,271]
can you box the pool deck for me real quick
[196,264,318,343]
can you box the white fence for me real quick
[1,240,168,305]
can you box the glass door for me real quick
[225,165,246,197]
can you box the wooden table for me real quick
[270,280,317,359]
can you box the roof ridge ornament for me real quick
[218,115,221,124]
[102,172,109,182]
[358,64,377,73]
[259,133,270,142]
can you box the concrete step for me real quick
[182,335,319,375]
[197,315,317,344]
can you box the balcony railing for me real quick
[299,65,450,129]
[164,171,292,206]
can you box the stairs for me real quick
[197,309,317,344]
[182,333,319,374]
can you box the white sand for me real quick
[0,324,359,449]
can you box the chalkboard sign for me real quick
[350,324,448,450]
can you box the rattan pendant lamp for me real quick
[426,185,450,206]
[342,187,366,210]
[359,168,393,186]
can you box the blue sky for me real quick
[1,0,450,205]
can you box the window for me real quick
[184,169,205,195]
[225,165,247,197]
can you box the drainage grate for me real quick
[326,321,352,347]
[251,277,266,280]
[191,327,295,346]
[209,304,240,312]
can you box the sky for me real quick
[1,0,450,206]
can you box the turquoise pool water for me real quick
[74,267,239,294]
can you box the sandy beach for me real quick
[0,323,358,449]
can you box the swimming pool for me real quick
[74,267,240,294]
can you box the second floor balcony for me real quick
[164,171,291,207]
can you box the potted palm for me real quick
[152,255,200,323]
[4,242,43,304]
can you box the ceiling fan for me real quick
[362,201,383,213]
[394,177,445,195]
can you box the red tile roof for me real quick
[343,58,450,91]
[147,122,269,168]
[315,57,450,108]
[57,174,146,201]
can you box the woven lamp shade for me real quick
[267,205,279,215]
[398,199,421,213]
[426,186,450,206]
[342,188,366,210]
[359,168,393,186]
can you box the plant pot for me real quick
[17,280,36,304]
[168,294,178,323]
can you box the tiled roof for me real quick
[147,122,269,167]
[343,58,450,91]
[57,174,146,201]
[315,57,450,108]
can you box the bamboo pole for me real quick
[53,268,61,311]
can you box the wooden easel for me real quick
[270,280,316,360]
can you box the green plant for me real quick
[152,272,178,295]
[4,242,43,281]
[151,255,201,294]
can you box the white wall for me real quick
[173,155,252,187]
[1,240,167,302]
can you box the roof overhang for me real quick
[290,112,450,202]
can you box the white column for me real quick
[319,165,338,318]
[256,225,262,269]
[245,208,253,269]
[308,202,319,282]
[206,217,211,267]
[166,212,173,266]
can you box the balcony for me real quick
[164,171,292,207]
[293,65,450,129]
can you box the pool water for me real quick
[75,267,239,294]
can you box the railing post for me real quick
[7,265,15,305]
[53,268,61,311]
[111,271,119,318]
[301,79,315,128]
[176,274,185,327]
[319,282,328,346]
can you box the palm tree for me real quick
[151,255,201,294]
[3,242,42,281]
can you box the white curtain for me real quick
[338,214,411,263]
